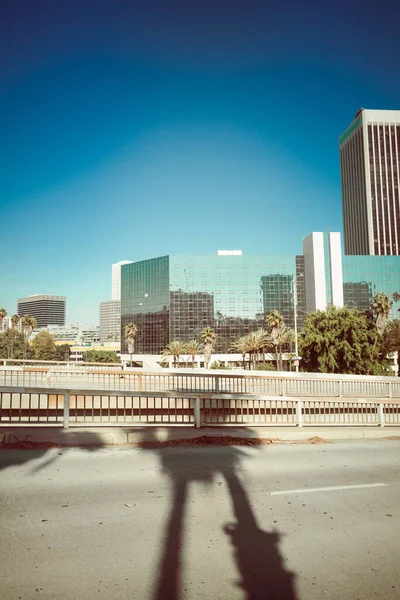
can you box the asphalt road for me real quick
[1,439,399,600]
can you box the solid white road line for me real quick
[270,483,387,495]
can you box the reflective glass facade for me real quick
[343,256,400,317]
[121,254,306,354]
[121,257,170,355]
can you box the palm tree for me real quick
[230,335,250,369]
[265,310,285,370]
[277,325,296,370]
[0,308,7,332]
[371,292,393,337]
[124,323,138,366]
[247,329,273,369]
[162,340,187,368]
[256,328,273,365]
[185,339,203,368]
[10,315,20,359]
[200,327,217,369]
[285,327,296,370]
[21,314,37,360]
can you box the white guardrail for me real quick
[1,367,400,398]
[1,386,400,428]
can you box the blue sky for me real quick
[1,0,399,326]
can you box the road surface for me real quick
[1,439,399,599]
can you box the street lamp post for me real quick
[292,277,302,373]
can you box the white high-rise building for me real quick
[339,108,400,256]
[99,300,121,343]
[302,232,344,312]
[112,260,133,301]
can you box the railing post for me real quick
[194,397,201,428]
[388,382,392,399]
[215,376,220,394]
[338,380,342,398]
[297,399,303,427]
[63,392,70,429]
[46,370,51,386]
[281,378,286,397]
[378,403,385,427]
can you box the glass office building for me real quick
[121,235,400,356]
[343,256,400,316]
[121,254,306,354]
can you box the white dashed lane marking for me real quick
[270,483,387,495]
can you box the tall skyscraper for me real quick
[339,108,400,256]
[112,260,133,301]
[17,295,66,327]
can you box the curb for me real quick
[1,426,400,448]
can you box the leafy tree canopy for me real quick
[31,331,57,360]
[0,329,30,360]
[54,344,71,361]
[83,349,121,363]
[382,319,400,376]
[299,306,387,375]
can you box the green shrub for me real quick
[255,362,276,371]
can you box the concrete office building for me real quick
[17,295,66,327]
[99,260,133,344]
[340,108,400,256]
[99,300,121,342]
[112,260,133,301]
[120,233,400,357]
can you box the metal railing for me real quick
[1,386,399,428]
[1,367,400,399]
[2,359,124,371]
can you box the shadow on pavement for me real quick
[137,427,298,600]
[0,429,105,472]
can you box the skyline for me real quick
[1,1,400,325]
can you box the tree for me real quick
[265,310,284,371]
[247,330,272,369]
[161,340,187,368]
[299,306,386,375]
[382,319,400,376]
[10,315,20,359]
[265,311,293,370]
[83,349,120,363]
[230,336,250,369]
[21,315,38,359]
[54,344,71,362]
[0,308,7,332]
[0,329,27,360]
[200,327,217,369]
[185,339,203,368]
[124,323,138,366]
[371,292,393,336]
[31,331,56,360]
[107,332,120,342]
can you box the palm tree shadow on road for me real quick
[138,429,298,600]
